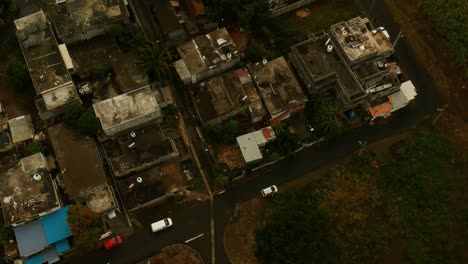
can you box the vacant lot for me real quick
[137,244,203,264]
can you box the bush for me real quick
[90,63,112,79]
[63,103,86,128]
[202,123,222,145]
[76,111,100,136]
[26,142,46,156]
[6,58,33,92]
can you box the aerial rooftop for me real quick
[192,68,266,124]
[291,34,365,102]
[330,17,393,64]
[40,0,128,42]
[176,27,238,77]
[14,11,73,95]
[0,153,60,226]
[248,57,307,117]
[8,115,34,143]
[48,123,108,200]
[93,85,160,133]
[112,52,149,92]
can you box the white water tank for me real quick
[33,173,42,181]
[130,132,136,138]
[227,53,232,60]
[326,45,333,53]
[128,142,136,149]
[137,177,143,183]
[262,58,268,65]
[79,88,85,94]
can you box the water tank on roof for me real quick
[326,45,333,53]
[136,177,143,183]
[227,53,232,60]
[130,132,136,138]
[33,173,42,181]
[128,142,136,149]
[262,58,268,65]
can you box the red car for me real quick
[103,235,122,250]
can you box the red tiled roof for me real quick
[368,101,393,117]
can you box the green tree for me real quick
[63,103,86,128]
[255,192,338,264]
[67,205,103,251]
[76,111,100,136]
[6,58,33,92]
[26,142,46,156]
[137,41,172,82]
[273,124,299,156]
[202,123,222,144]
[90,63,112,79]
[222,119,239,143]
[306,93,344,137]
[215,173,229,189]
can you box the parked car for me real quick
[103,235,122,250]
[151,218,173,232]
[261,185,278,197]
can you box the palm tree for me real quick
[310,92,344,136]
[137,41,172,82]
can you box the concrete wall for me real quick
[195,57,240,83]
[104,111,162,137]
[271,0,317,17]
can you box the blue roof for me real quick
[14,220,48,257]
[55,239,70,253]
[41,207,72,244]
[41,246,60,263]
[24,252,44,264]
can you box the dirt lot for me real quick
[137,244,203,264]
[383,0,467,124]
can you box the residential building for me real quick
[236,126,276,163]
[39,0,129,44]
[111,52,150,93]
[368,80,417,121]
[248,57,308,123]
[14,11,81,120]
[8,115,34,144]
[0,153,61,227]
[14,207,72,263]
[93,84,163,137]
[48,123,117,215]
[175,27,239,85]
[191,68,267,125]
[153,0,187,41]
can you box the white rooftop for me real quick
[8,115,34,143]
[237,133,263,163]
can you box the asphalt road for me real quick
[69,0,443,263]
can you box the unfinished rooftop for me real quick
[48,123,108,201]
[330,17,393,64]
[93,85,161,133]
[14,11,73,95]
[290,33,365,104]
[192,68,266,124]
[0,153,60,226]
[176,27,238,76]
[40,0,128,41]
[112,52,149,93]
[248,57,307,117]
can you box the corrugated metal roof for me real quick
[42,207,72,244]
[389,90,409,111]
[236,133,263,163]
[368,101,393,117]
[14,219,48,257]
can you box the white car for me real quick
[151,218,173,232]
[374,27,390,40]
[261,185,278,197]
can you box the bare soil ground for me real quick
[137,244,203,264]
[383,0,468,124]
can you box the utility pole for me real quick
[432,104,449,125]
[392,31,404,49]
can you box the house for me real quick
[191,68,267,125]
[14,11,81,120]
[93,85,163,137]
[368,80,417,121]
[8,115,34,144]
[14,207,72,263]
[0,153,61,227]
[236,126,276,163]
[39,0,129,44]
[174,28,239,85]
[153,0,187,41]
[48,123,117,215]
[248,57,308,123]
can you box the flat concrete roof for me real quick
[39,0,128,41]
[93,85,159,131]
[236,133,262,163]
[248,57,307,116]
[48,123,107,200]
[176,28,237,76]
[192,68,265,124]
[0,153,60,226]
[112,52,149,92]
[330,16,393,63]
[8,115,34,143]
[14,11,74,96]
